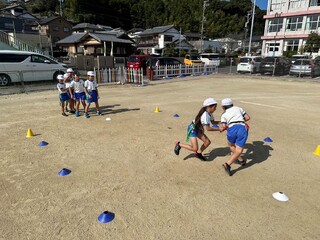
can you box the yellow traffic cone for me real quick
[154,106,160,113]
[26,128,34,138]
[313,145,320,156]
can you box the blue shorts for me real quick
[59,92,70,102]
[227,124,248,147]
[187,122,198,138]
[74,92,86,101]
[87,90,98,103]
[67,90,74,98]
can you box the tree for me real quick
[304,32,320,53]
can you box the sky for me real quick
[256,0,268,10]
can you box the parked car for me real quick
[200,53,226,66]
[237,56,262,73]
[146,57,183,67]
[289,59,315,77]
[0,50,66,86]
[184,54,203,66]
[126,55,152,73]
[260,56,291,75]
[291,54,311,64]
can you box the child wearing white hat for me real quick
[64,69,75,114]
[174,98,220,161]
[69,71,86,117]
[84,71,102,118]
[56,74,70,116]
[220,98,251,176]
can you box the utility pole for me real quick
[200,0,208,53]
[248,0,256,56]
[59,0,64,17]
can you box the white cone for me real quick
[106,117,111,121]
[272,192,289,202]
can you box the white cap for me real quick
[87,71,95,76]
[63,73,69,79]
[221,98,233,106]
[66,68,73,73]
[203,98,218,107]
[57,74,64,80]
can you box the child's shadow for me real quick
[233,141,273,174]
[183,147,230,162]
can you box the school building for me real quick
[262,0,320,56]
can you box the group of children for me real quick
[174,98,250,176]
[56,68,102,118]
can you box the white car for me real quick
[237,56,262,74]
[0,50,67,86]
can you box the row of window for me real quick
[265,39,300,53]
[271,0,320,12]
[268,14,320,33]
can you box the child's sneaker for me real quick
[75,111,80,117]
[61,112,68,117]
[96,111,102,116]
[69,110,76,114]
[174,142,181,155]
[84,113,90,118]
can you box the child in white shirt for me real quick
[84,71,102,118]
[70,72,86,117]
[56,74,70,117]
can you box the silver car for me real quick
[289,59,320,77]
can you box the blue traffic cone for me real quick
[58,168,71,176]
[264,137,273,142]
[173,114,179,118]
[38,141,48,147]
[98,211,115,223]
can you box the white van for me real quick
[0,50,67,86]
[200,53,226,66]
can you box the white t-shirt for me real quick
[221,106,246,127]
[56,83,68,93]
[200,111,214,126]
[70,79,85,93]
[84,80,98,92]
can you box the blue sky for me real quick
[256,0,268,10]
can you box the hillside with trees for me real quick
[26,0,265,39]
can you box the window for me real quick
[52,26,59,32]
[0,54,29,62]
[31,55,54,64]
[163,35,173,41]
[286,17,303,31]
[4,23,14,30]
[306,15,320,31]
[63,27,69,32]
[268,18,283,32]
[310,0,320,6]
[289,0,307,9]
[286,39,299,51]
[270,0,286,12]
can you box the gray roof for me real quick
[56,32,133,45]
[139,25,175,36]
[56,33,87,44]
[90,33,133,44]
[72,23,100,31]
[39,16,60,24]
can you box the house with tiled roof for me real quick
[136,25,194,54]
[56,29,134,57]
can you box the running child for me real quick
[69,71,86,117]
[56,74,70,117]
[64,68,75,114]
[220,98,251,176]
[84,71,102,118]
[174,98,220,161]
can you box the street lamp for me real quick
[248,0,256,56]
[200,0,208,53]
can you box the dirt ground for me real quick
[1,74,320,240]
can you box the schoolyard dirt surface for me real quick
[0,74,320,240]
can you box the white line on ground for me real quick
[239,101,285,109]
